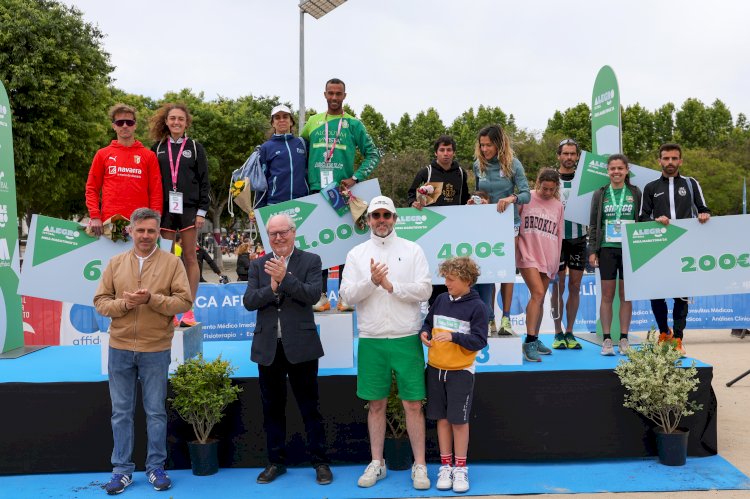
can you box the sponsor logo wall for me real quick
[22,277,750,347]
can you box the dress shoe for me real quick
[315,464,333,485]
[257,464,286,484]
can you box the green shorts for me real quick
[357,335,426,401]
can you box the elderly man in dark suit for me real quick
[243,213,332,485]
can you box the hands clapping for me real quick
[265,256,286,292]
[370,258,393,293]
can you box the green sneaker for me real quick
[500,316,515,335]
[564,332,582,350]
[522,340,541,362]
[552,333,567,349]
[536,339,551,355]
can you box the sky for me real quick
[64,0,750,133]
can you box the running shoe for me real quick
[600,338,615,356]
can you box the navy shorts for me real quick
[425,365,474,424]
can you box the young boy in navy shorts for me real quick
[419,257,488,493]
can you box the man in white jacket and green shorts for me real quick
[339,195,432,491]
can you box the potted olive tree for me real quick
[614,333,703,466]
[169,354,242,475]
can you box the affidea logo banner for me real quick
[591,65,621,156]
[256,179,382,269]
[564,150,661,227]
[0,78,23,353]
[622,215,750,301]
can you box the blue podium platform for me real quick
[0,335,717,475]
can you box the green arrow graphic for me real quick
[626,222,688,272]
[32,216,97,266]
[257,200,317,229]
[577,151,611,195]
[394,208,446,242]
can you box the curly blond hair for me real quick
[439,257,481,286]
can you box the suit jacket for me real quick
[243,248,324,366]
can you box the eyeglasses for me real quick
[370,212,394,220]
[558,138,578,147]
[113,119,136,127]
[268,227,293,239]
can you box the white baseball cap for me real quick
[271,104,292,117]
[367,195,397,214]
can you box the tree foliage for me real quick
[0,0,112,222]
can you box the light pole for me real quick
[298,0,346,131]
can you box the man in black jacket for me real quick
[407,135,469,209]
[639,143,711,355]
[243,214,331,485]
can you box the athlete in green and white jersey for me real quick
[301,78,381,312]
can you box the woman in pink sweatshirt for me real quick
[516,168,564,362]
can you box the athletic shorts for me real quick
[558,236,587,272]
[425,365,474,424]
[357,335,426,401]
[161,206,198,232]
[598,247,624,281]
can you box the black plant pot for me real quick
[384,437,413,471]
[655,428,689,466]
[188,439,219,476]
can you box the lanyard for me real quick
[323,115,343,163]
[167,137,188,191]
[608,184,627,222]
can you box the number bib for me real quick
[169,191,184,214]
[605,220,631,243]
[319,168,334,188]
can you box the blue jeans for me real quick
[108,347,171,475]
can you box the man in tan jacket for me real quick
[94,207,192,495]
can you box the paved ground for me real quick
[209,255,750,497]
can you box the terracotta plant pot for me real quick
[654,428,689,466]
[188,439,219,476]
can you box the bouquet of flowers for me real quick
[230,179,246,198]
[340,186,368,230]
[85,214,130,242]
[416,182,442,206]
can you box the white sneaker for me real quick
[452,466,469,493]
[618,337,630,355]
[436,464,453,490]
[312,293,331,312]
[357,460,386,488]
[411,463,430,490]
[601,338,615,356]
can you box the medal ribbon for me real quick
[168,136,188,191]
[323,115,344,163]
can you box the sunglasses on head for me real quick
[558,138,578,147]
[370,212,393,220]
[113,119,136,127]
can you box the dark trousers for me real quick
[258,341,328,466]
[322,264,345,294]
[650,298,689,338]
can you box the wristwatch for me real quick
[351,176,358,183]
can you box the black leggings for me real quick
[650,298,689,338]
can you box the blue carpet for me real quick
[0,456,747,498]
[0,335,711,383]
